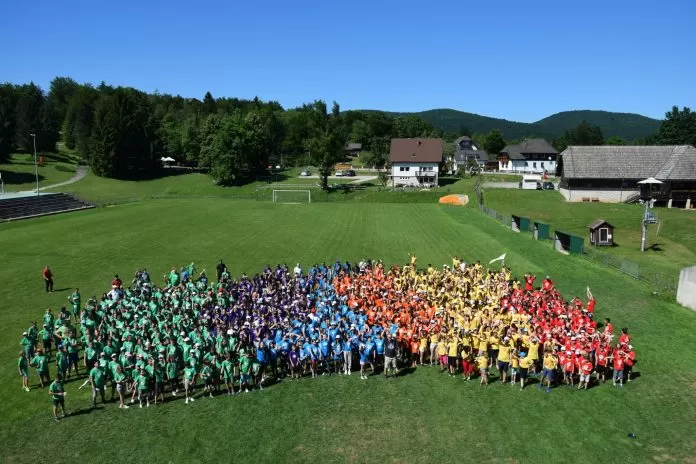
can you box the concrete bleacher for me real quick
[0,192,95,221]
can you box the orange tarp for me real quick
[438,194,469,206]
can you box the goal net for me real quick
[272,190,312,204]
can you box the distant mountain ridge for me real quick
[377,109,661,141]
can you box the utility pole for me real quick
[30,133,39,196]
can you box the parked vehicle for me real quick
[345,169,356,177]
[520,175,542,190]
[335,170,345,177]
[542,181,555,190]
[300,170,311,176]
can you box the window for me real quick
[399,166,410,172]
[533,162,537,168]
[541,162,545,168]
[525,161,529,167]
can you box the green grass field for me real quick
[0,152,79,192]
[483,188,696,278]
[1,199,696,463]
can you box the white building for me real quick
[390,138,442,187]
[499,138,559,174]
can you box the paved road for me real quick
[482,182,520,189]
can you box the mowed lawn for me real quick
[1,199,695,463]
[483,188,696,278]
[0,152,79,192]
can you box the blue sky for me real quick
[2,0,694,122]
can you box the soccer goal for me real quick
[272,190,312,204]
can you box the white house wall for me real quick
[391,162,439,187]
[499,160,556,174]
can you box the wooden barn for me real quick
[588,219,614,246]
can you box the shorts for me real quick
[447,356,458,367]
[542,368,554,381]
[519,368,528,379]
[580,374,590,382]
[439,355,448,365]
[69,352,78,364]
[19,370,28,378]
[241,374,251,384]
[116,383,125,393]
[497,361,509,372]
[479,368,487,376]
[184,378,192,389]
[52,397,65,407]
[384,356,397,371]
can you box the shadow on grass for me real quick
[0,171,47,185]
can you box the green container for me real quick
[569,234,585,254]
[519,216,530,232]
[534,221,549,240]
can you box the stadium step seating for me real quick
[0,193,95,221]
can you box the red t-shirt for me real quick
[581,360,593,375]
[563,359,575,373]
[613,354,625,370]
[43,268,52,279]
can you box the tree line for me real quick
[0,78,445,188]
[1,77,694,185]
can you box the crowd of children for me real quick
[18,257,637,421]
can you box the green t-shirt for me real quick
[114,371,126,384]
[49,381,64,400]
[221,360,234,378]
[32,354,49,373]
[184,367,196,380]
[136,374,149,391]
[66,338,78,354]
[166,362,178,379]
[90,367,105,387]
[240,356,251,374]
[18,356,28,372]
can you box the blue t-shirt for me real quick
[375,339,385,355]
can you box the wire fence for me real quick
[472,176,678,295]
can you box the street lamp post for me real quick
[30,133,39,196]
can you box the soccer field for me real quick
[1,199,695,463]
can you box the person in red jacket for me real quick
[42,266,53,293]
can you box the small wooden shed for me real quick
[588,219,614,246]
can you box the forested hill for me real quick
[379,109,661,141]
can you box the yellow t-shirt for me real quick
[543,355,557,370]
[497,345,511,363]
[520,357,533,369]
[476,356,488,369]
[437,343,447,356]
[511,356,520,369]
[430,333,439,344]
[448,341,459,357]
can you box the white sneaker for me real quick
[190,397,195,402]
[185,398,189,404]
[140,403,143,408]
[146,403,150,408]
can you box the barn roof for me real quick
[389,138,443,163]
[588,219,613,230]
[501,139,558,160]
[561,145,696,180]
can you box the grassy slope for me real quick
[0,200,695,463]
[0,152,78,192]
[483,188,696,278]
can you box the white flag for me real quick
[488,253,506,265]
